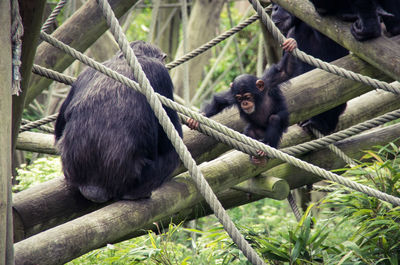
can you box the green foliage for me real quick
[318,142,400,264]
[125,3,153,42]
[13,156,62,192]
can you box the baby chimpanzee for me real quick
[187,39,296,164]
[55,41,182,203]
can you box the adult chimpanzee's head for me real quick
[115,40,168,62]
[271,4,295,35]
[230,74,265,115]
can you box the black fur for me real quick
[310,0,400,40]
[202,69,289,149]
[55,41,182,203]
[272,4,348,135]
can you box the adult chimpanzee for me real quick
[55,41,182,203]
[309,0,400,41]
[186,39,295,164]
[271,4,348,135]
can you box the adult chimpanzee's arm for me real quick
[201,90,235,117]
[54,85,76,141]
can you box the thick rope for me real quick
[20,119,54,134]
[282,107,400,156]
[96,0,266,264]
[310,127,356,166]
[41,0,68,33]
[248,0,400,94]
[32,64,76,85]
[19,113,58,133]
[38,29,400,207]
[11,0,24,95]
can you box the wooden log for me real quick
[232,175,290,200]
[0,1,12,264]
[15,132,56,155]
[273,0,400,80]
[14,123,400,265]
[12,86,400,242]
[25,0,139,105]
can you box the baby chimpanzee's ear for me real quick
[230,82,233,88]
[256,79,264,92]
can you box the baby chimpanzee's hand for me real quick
[281,38,297,52]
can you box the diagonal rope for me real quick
[32,64,76,85]
[96,0,266,264]
[19,113,58,133]
[282,107,400,156]
[165,12,260,70]
[247,0,400,94]
[287,192,302,222]
[41,0,68,33]
[309,127,356,166]
[38,17,400,208]
[20,119,54,134]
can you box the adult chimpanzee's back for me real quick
[55,41,182,203]
[271,4,348,135]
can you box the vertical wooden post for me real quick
[11,0,46,152]
[0,0,13,264]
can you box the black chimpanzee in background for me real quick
[186,39,296,164]
[271,4,349,135]
[310,0,400,41]
[55,41,183,203]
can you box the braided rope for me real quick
[287,192,302,222]
[19,113,58,133]
[11,0,24,95]
[248,0,400,94]
[39,28,400,207]
[310,127,356,166]
[179,109,400,163]
[20,119,54,134]
[32,64,76,85]
[165,12,260,70]
[41,0,68,33]
[96,0,266,264]
[283,107,400,156]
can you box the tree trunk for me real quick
[0,1,12,263]
[25,0,139,106]
[273,0,400,80]
[14,123,400,265]
[154,0,181,59]
[171,0,225,100]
